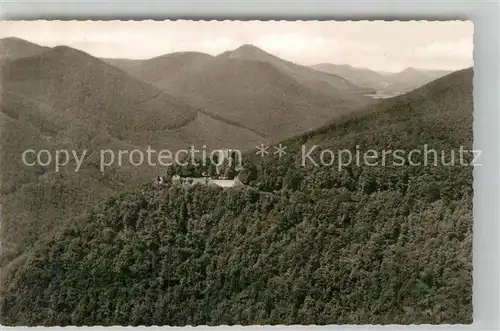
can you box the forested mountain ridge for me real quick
[1,68,473,325]
[106,44,375,140]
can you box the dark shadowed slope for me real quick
[0,44,201,192]
[0,69,473,326]
[0,44,262,266]
[2,46,198,137]
[108,45,374,141]
[312,63,452,94]
[0,45,193,264]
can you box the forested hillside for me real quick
[0,68,473,325]
[0,41,262,266]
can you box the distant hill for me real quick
[0,68,473,326]
[0,42,263,266]
[107,45,375,141]
[104,51,214,84]
[2,45,199,137]
[0,37,49,61]
[387,67,452,92]
[220,44,372,97]
[312,63,391,91]
[312,63,451,94]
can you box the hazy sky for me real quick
[1,20,473,72]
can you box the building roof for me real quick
[171,176,236,188]
[210,179,235,188]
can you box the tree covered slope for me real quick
[0,43,262,267]
[0,68,473,326]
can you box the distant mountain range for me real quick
[104,44,375,140]
[312,63,451,95]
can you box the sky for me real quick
[0,20,473,72]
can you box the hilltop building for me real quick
[169,168,248,189]
[171,175,237,188]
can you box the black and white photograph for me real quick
[0,20,474,326]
